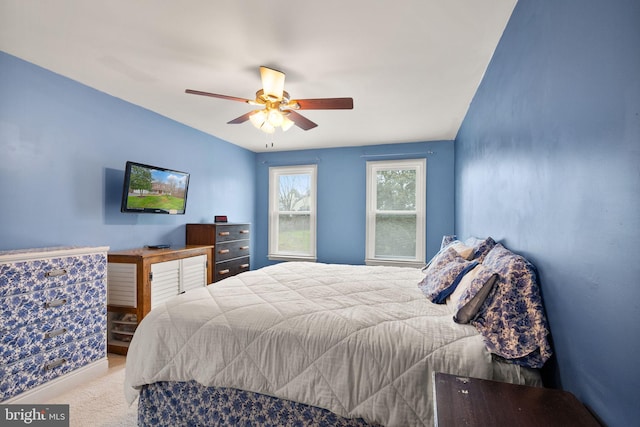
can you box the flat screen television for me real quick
[121,161,190,214]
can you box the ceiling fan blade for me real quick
[287,110,318,131]
[260,66,285,100]
[185,89,252,103]
[290,97,354,110]
[227,111,254,124]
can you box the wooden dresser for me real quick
[105,245,213,354]
[186,223,251,282]
[0,246,109,403]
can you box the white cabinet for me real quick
[149,255,207,309]
[106,246,213,354]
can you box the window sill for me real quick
[365,259,425,268]
[268,255,317,263]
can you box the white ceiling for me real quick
[0,0,516,153]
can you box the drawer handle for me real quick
[240,230,249,234]
[44,298,68,309]
[45,268,68,278]
[218,232,230,236]
[219,269,230,275]
[44,327,68,339]
[240,264,249,269]
[239,246,249,250]
[44,358,67,371]
[218,249,230,254]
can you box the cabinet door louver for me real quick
[107,263,137,307]
[150,259,180,309]
[181,254,208,292]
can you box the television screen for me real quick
[121,161,190,214]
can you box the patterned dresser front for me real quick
[0,246,109,402]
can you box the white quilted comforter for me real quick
[125,262,538,426]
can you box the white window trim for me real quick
[365,159,426,267]
[268,165,317,262]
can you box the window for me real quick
[366,159,426,267]
[269,165,317,261]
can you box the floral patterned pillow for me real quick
[418,247,478,303]
[469,236,496,263]
[425,237,474,271]
[471,243,552,368]
[440,235,457,249]
[447,241,475,260]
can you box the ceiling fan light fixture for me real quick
[249,109,279,134]
[281,116,295,132]
[260,66,285,101]
[267,109,284,127]
[249,110,267,129]
[260,120,276,134]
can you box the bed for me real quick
[124,238,552,426]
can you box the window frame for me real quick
[268,164,317,262]
[365,158,426,267]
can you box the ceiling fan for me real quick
[185,66,354,134]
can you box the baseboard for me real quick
[4,357,109,404]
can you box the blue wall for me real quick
[0,52,256,251]
[0,50,455,268]
[253,141,455,268]
[455,0,640,425]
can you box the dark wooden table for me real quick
[433,372,600,426]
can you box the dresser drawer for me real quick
[0,252,107,298]
[0,278,106,332]
[214,225,251,243]
[215,241,250,262]
[214,257,250,282]
[0,332,106,401]
[0,305,106,365]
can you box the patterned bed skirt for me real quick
[138,381,378,426]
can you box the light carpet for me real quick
[45,354,137,427]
